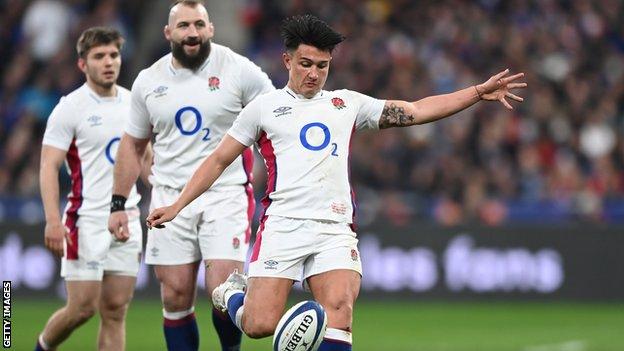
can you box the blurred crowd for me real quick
[0,0,145,195]
[1,0,623,225]
[244,0,624,225]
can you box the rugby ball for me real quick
[273,300,327,351]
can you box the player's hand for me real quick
[146,206,179,229]
[108,211,130,242]
[476,69,527,109]
[45,221,68,257]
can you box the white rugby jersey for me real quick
[125,43,274,189]
[42,83,141,219]
[228,87,385,223]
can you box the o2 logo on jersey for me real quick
[175,106,211,141]
[299,122,338,156]
[105,137,121,164]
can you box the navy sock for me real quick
[212,307,242,351]
[318,339,352,351]
[226,292,245,328]
[34,341,46,351]
[163,312,199,351]
[319,328,353,351]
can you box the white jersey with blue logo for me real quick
[42,83,141,218]
[125,43,274,189]
[228,87,385,223]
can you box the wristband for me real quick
[110,194,127,213]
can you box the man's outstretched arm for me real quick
[379,69,526,129]
[146,134,247,228]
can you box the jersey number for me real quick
[175,106,210,141]
[299,122,338,156]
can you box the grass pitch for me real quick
[9,299,624,350]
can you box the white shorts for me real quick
[145,185,253,265]
[61,209,142,281]
[248,216,362,282]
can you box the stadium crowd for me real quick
[1,0,623,225]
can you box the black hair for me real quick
[280,14,345,53]
[76,27,124,58]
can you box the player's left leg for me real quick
[199,185,252,351]
[308,270,360,351]
[97,274,136,351]
[96,210,141,351]
[205,259,244,351]
[304,223,362,351]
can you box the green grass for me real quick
[9,299,624,350]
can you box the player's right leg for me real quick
[155,263,201,351]
[146,185,204,351]
[36,281,101,350]
[145,186,201,351]
[214,215,311,339]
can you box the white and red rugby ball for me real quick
[273,300,327,351]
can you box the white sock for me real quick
[38,334,50,350]
[162,306,195,320]
[234,305,245,331]
[324,328,352,344]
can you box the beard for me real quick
[171,37,211,71]
[87,69,117,91]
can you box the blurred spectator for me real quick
[21,0,77,62]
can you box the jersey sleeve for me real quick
[227,98,263,147]
[125,72,152,139]
[42,97,75,151]
[238,57,275,106]
[352,90,386,131]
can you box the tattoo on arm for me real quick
[379,103,416,129]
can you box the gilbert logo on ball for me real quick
[273,301,327,351]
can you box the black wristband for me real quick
[110,194,127,213]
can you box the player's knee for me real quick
[243,314,279,339]
[100,298,130,322]
[71,303,98,324]
[161,283,194,310]
[324,295,354,320]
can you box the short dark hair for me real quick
[169,0,205,10]
[76,27,124,58]
[280,15,345,53]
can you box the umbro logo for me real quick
[86,261,100,270]
[273,106,292,117]
[264,260,278,270]
[87,115,102,127]
[153,85,168,97]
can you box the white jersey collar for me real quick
[84,83,120,104]
[283,86,324,100]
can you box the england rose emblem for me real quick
[351,249,359,261]
[331,97,346,109]
[232,237,240,249]
[208,76,220,91]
